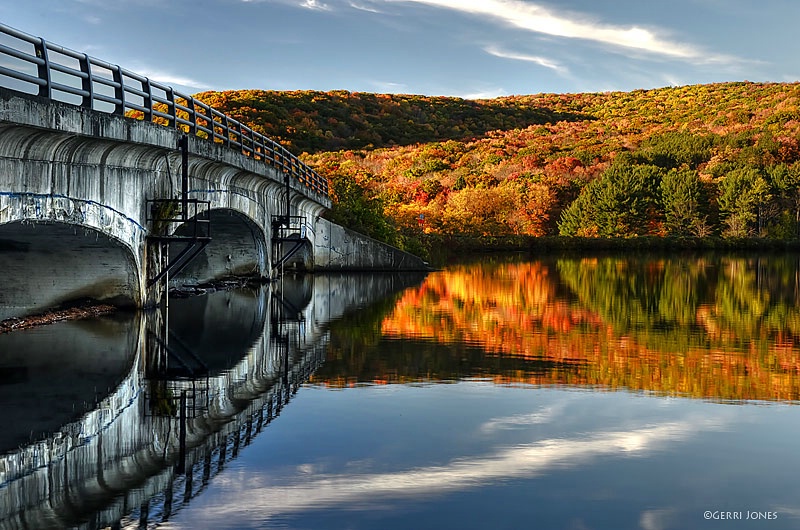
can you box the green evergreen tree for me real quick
[717,168,771,237]
[766,163,800,238]
[558,185,598,236]
[660,168,710,236]
[559,163,664,237]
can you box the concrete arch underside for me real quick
[0,220,141,320]
[169,208,267,286]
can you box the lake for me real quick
[2,252,800,529]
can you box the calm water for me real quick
[2,253,800,529]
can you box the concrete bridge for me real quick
[0,23,427,320]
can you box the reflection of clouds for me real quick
[770,506,800,518]
[191,417,725,525]
[480,404,564,432]
[640,508,677,530]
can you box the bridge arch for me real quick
[0,200,143,319]
[169,207,268,285]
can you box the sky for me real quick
[3,0,800,99]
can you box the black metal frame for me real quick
[271,215,308,240]
[271,215,309,270]
[0,22,329,197]
[146,197,212,287]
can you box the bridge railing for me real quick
[0,23,329,197]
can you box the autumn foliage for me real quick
[196,82,800,254]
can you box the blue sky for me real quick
[3,0,799,98]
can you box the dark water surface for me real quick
[3,253,800,529]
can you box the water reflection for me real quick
[172,383,800,530]
[317,253,800,401]
[0,315,140,453]
[0,272,425,530]
[7,253,800,529]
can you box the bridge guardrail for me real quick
[0,22,329,198]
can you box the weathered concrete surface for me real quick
[169,209,268,285]
[313,217,430,271]
[0,89,326,317]
[0,221,140,320]
[0,88,427,319]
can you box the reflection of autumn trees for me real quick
[315,256,800,402]
[555,255,800,400]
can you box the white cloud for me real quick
[368,80,409,92]
[640,509,678,530]
[386,0,730,63]
[246,0,333,8]
[458,87,509,99]
[301,0,331,10]
[481,404,565,432]
[136,68,212,91]
[484,45,568,74]
[350,1,383,13]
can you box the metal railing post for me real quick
[80,53,94,109]
[187,98,196,135]
[113,65,125,115]
[179,135,189,221]
[167,86,177,128]
[143,77,153,122]
[34,38,51,100]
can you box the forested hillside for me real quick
[193,90,589,153]
[196,82,800,255]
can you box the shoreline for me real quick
[0,278,264,334]
[0,302,119,334]
[4,238,800,333]
[422,235,800,257]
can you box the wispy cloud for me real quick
[350,1,383,13]
[300,0,332,10]
[368,80,409,92]
[640,508,678,530]
[480,403,567,432]
[458,87,509,100]
[387,0,728,63]
[484,45,568,74]
[136,68,212,91]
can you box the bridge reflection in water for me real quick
[0,272,425,530]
